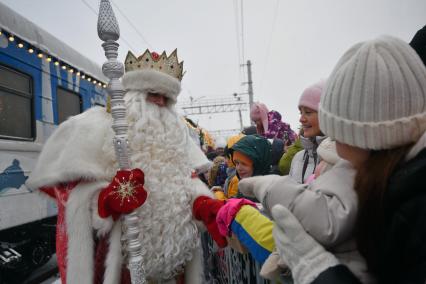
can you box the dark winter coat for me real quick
[312,148,426,284]
[410,25,426,66]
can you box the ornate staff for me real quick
[97,1,146,283]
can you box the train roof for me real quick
[0,2,107,82]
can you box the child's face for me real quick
[335,141,370,168]
[234,159,254,179]
[299,106,320,138]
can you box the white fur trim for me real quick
[122,69,181,103]
[66,181,105,284]
[66,181,122,284]
[182,122,211,172]
[184,246,204,284]
[190,178,213,204]
[103,220,123,284]
[26,107,116,190]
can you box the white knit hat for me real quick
[319,35,426,150]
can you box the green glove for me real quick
[271,205,340,284]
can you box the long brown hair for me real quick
[354,144,413,273]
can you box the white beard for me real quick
[123,91,199,280]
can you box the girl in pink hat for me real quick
[288,80,327,183]
[250,103,296,145]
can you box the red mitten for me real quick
[98,169,148,220]
[193,196,227,248]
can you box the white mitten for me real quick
[271,205,340,284]
[260,250,289,280]
[238,175,282,203]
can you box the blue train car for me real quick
[0,2,107,277]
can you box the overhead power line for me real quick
[80,0,137,53]
[81,0,98,14]
[259,0,280,93]
[177,97,249,115]
[233,0,243,82]
[111,0,153,49]
[240,0,245,64]
[209,129,242,138]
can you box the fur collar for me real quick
[27,107,116,190]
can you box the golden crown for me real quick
[124,49,184,81]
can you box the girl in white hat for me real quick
[271,35,426,284]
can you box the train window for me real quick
[56,88,82,124]
[0,66,33,140]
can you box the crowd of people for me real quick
[26,23,426,284]
[196,26,426,284]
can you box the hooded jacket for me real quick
[230,135,272,177]
[279,138,304,175]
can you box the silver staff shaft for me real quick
[97,1,146,283]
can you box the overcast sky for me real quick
[1,0,425,136]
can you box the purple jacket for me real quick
[262,111,296,143]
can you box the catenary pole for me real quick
[246,60,254,125]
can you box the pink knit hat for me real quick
[250,102,269,133]
[298,80,326,111]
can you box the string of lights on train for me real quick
[0,29,107,88]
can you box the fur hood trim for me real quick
[122,69,181,103]
[26,107,116,190]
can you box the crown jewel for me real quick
[124,49,184,81]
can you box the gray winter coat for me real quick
[264,160,374,283]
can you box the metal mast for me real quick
[246,60,254,125]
